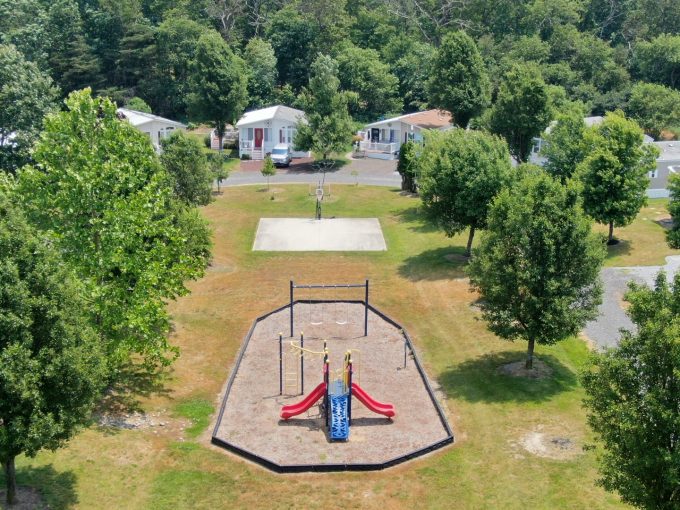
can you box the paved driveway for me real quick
[584,255,680,349]
[224,155,401,188]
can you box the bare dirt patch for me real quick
[498,359,553,379]
[96,410,188,434]
[518,429,581,460]
[0,487,48,510]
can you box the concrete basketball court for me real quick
[253,218,387,251]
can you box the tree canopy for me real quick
[419,129,515,256]
[187,31,248,150]
[0,44,58,173]
[626,82,680,140]
[17,90,211,366]
[541,108,588,181]
[490,63,553,163]
[160,131,213,206]
[578,111,659,243]
[582,273,680,509]
[294,54,354,161]
[0,189,105,506]
[427,31,490,128]
[336,45,400,121]
[468,169,605,369]
[668,173,680,249]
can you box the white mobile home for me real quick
[117,108,186,152]
[358,110,454,160]
[235,105,309,160]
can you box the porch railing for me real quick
[359,141,398,153]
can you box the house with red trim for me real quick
[234,105,310,160]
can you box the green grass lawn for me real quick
[3,186,675,509]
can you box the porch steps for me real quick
[251,148,264,160]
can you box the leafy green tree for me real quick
[581,272,680,509]
[144,17,209,118]
[261,155,276,191]
[667,173,680,249]
[245,38,278,109]
[336,45,401,120]
[45,0,102,93]
[468,170,605,369]
[266,7,319,91]
[388,40,435,112]
[17,90,211,366]
[125,96,152,113]
[396,140,418,193]
[633,35,680,89]
[298,0,350,54]
[0,45,58,173]
[541,109,588,181]
[0,0,51,67]
[578,112,659,244]
[0,189,105,506]
[117,21,156,89]
[207,152,229,194]
[419,129,515,257]
[294,54,354,161]
[187,32,248,151]
[627,82,680,140]
[427,31,491,128]
[160,131,213,206]
[490,63,552,163]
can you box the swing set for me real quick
[289,280,370,338]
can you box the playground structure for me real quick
[211,281,453,472]
[280,347,395,441]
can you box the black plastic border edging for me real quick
[211,300,454,472]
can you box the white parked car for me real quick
[270,144,292,167]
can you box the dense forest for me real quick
[2,0,680,119]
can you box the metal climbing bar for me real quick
[289,280,370,337]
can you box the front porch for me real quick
[356,140,400,160]
[240,140,266,160]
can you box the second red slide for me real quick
[351,383,395,418]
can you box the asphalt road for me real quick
[584,255,680,349]
[224,155,402,188]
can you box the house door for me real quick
[371,128,380,142]
[254,128,263,148]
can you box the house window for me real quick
[649,169,658,179]
[389,129,396,143]
[247,128,253,141]
[279,126,295,144]
[264,128,270,142]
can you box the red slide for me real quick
[351,383,395,418]
[280,382,327,420]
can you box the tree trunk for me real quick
[525,338,535,370]
[465,226,476,257]
[216,122,225,153]
[608,221,614,244]
[4,456,17,506]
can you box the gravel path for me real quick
[224,155,401,188]
[584,255,680,349]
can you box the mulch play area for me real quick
[212,301,453,471]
